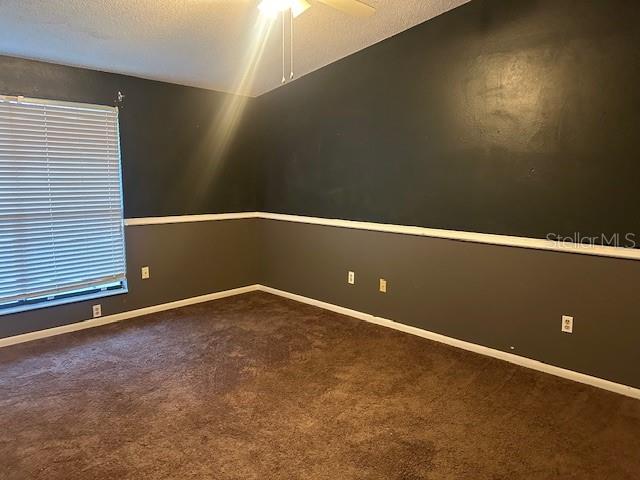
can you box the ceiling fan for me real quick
[258,0,376,19]
[255,0,376,84]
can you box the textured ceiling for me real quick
[0,0,470,96]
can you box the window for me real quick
[0,95,127,314]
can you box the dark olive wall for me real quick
[256,0,640,242]
[0,55,259,217]
[253,0,640,390]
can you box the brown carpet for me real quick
[1,292,639,479]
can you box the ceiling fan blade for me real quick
[316,0,376,17]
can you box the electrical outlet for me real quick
[379,278,387,293]
[348,271,355,285]
[92,304,102,318]
[562,315,573,333]
[141,266,150,280]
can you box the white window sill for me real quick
[0,285,128,316]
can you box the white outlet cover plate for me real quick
[348,271,355,285]
[141,266,150,279]
[379,279,387,293]
[92,304,102,318]
[562,315,573,333]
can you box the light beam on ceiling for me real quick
[187,13,274,209]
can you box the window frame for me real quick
[0,94,128,316]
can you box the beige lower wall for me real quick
[258,218,640,389]
[4,216,638,390]
[0,219,260,339]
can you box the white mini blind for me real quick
[0,95,126,305]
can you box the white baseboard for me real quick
[2,283,638,400]
[0,285,260,349]
[257,285,640,400]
